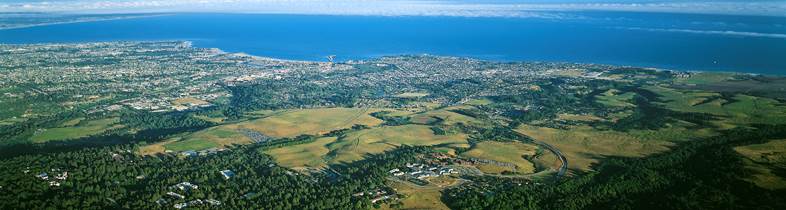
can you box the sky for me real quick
[1,0,785,17]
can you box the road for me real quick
[531,141,568,181]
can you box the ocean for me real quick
[1,12,785,74]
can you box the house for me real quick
[180,150,198,158]
[371,195,391,204]
[172,182,198,191]
[155,198,168,206]
[167,192,185,199]
[219,170,235,179]
[55,172,68,180]
[35,172,49,180]
[205,199,222,206]
[173,203,187,209]
[187,199,203,206]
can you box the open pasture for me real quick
[229,108,384,138]
[514,124,712,171]
[460,141,537,174]
[263,137,337,169]
[734,139,786,190]
[31,118,122,143]
[327,124,467,164]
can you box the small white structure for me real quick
[220,170,235,180]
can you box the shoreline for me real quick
[0,14,171,31]
[0,40,778,76]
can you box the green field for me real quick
[60,118,84,127]
[464,98,492,106]
[734,139,786,190]
[395,92,429,98]
[327,124,468,164]
[516,124,713,171]
[595,89,636,107]
[140,108,384,155]
[141,127,250,154]
[31,118,121,143]
[261,123,468,167]
[461,141,538,174]
[645,86,786,126]
[164,138,220,152]
[263,137,337,169]
[557,113,604,122]
[382,179,453,210]
[673,72,735,85]
[229,108,384,138]
[409,107,481,126]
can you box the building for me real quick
[35,172,49,180]
[219,170,235,180]
[180,150,198,158]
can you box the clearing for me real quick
[228,108,384,138]
[460,141,538,174]
[31,118,122,143]
[327,124,467,164]
[515,124,714,171]
[734,139,786,190]
[263,137,337,169]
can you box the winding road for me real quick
[532,141,568,181]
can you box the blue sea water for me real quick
[1,12,785,74]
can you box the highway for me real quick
[531,141,568,181]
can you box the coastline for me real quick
[0,13,171,31]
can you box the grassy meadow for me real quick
[229,108,384,138]
[263,137,337,169]
[514,124,711,171]
[383,179,452,210]
[734,139,786,190]
[460,141,538,174]
[31,118,122,143]
[645,86,786,127]
[327,124,468,164]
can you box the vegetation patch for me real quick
[327,124,467,163]
[595,89,636,107]
[461,141,538,174]
[143,127,250,153]
[31,118,121,143]
[734,139,786,190]
[384,179,451,210]
[557,113,604,122]
[646,86,786,126]
[229,108,384,138]
[515,124,711,171]
[395,92,429,98]
[163,138,220,152]
[409,108,480,126]
[673,72,734,85]
[263,137,337,169]
[172,97,209,106]
[464,98,492,106]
